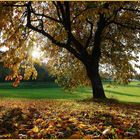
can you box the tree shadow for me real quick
[105,89,140,97]
[123,84,140,88]
[77,97,140,110]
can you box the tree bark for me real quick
[86,63,106,99]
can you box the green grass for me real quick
[0,81,140,103]
[0,82,86,99]
[104,81,140,103]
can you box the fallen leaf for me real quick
[32,126,39,133]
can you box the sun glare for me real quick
[31,47,49,63]
[31,47,44,60]
[32,50,41,58]
[0,46,9,52]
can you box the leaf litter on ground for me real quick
[0,98,139,139]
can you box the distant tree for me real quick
[134,73,140,81]
[0,2,140,99]
[0,63,11,82]
[34,64,55,82]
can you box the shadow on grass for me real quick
[105,89,140,97]
[103,81,140,88]
[122,84,140,88]
[77,97,140,110]
[105,90,140,97]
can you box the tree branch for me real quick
[52,1,62,22]
[26,2,65,48]
[64,2,71,31]
[85,19,93,48]
[112,21,140,30]
[26,2,83,61]
[56,2,88,59]
[105,7,122,25]
[31,10,62,24]
[66,45,84,62]
[92,14,106,58]
[57,2,66,24]
[72,8,90,22]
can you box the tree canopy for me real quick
[0,1,140,99]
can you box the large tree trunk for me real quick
[84,14,106,99]
[86,64,106,99]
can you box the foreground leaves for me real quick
[0,99,139,139]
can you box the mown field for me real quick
[0,82,140,139]
[0,81,140,103]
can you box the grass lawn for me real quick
[104,81,140,103]
[0,81,139,103]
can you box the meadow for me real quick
[0,81,139,103]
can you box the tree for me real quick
[0,63,11,82]
[134,73,140,81]
[0,1,140,99]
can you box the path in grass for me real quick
[0,82,140,103]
